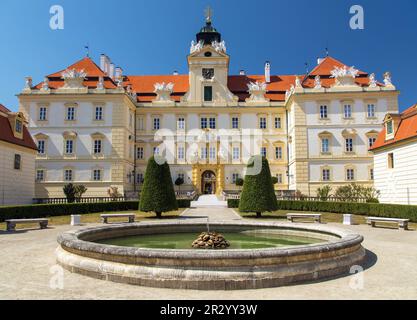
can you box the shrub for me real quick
[229,199,417,222]
[271,176,278,185]
[235,178,244,187]
[177,199,191,208]
[0,201,139,222]
[75,185,88,202]
[317,185,332,201]
[239,156,278,218]
[63,184,77,203]
[175,177,185,192]
[139,156,178,218]
[334,183,380,202]
[108,186,122,200]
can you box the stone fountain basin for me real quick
[56,221,366,290]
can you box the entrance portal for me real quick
[201,171,216,195]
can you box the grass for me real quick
[0,209,185,231]
[239,209,417,229]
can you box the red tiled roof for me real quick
[0,103,11,113]
[0,106,37,151]
[371,104,417,151]
[30,55,382,103]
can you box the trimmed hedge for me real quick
[177,199,191,208]
[228,200,417,222]
[0,201,139,222]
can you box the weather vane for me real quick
[85,43,90,57]
[205,6,213,23]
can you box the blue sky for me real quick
[1,0,417,111]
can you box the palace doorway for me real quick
[201,171,216,194]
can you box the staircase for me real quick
[190,195,228,208]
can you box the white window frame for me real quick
[37,140,45,155]
[320,105,328,119]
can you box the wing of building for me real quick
[370,105,417,204]
[0,104,37,204]
[18,15,399,199]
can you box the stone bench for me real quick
[100,214,135,224]
[287,213,322,224]
[5,219,49,232]
[366,217,409,230]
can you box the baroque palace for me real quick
[18,13,399,198]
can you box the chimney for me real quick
[265,61,271,83]
[109,63,115,79]
[173,70,179,75]
[100,54,106,73]
[115,67,123,79]
[317,57,325,65]
[239,70,245,76]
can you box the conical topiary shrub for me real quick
[139,156,178,218]
[239,155,278,218]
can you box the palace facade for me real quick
[18,15,399,198]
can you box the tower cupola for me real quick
[196,7,221,45]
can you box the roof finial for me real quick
[84,43,90,57]
[205,6,213,23]
[325,46,329,57]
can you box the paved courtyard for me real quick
[1,208,417,300]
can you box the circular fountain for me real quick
[56,221,365,290]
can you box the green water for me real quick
[97,231,323,250]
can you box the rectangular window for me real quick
[321,138,329,153]
[15,120,22,133]
[39,107,47,121]
[93,140,102,154]
[38,140,45,155]
[153,118,160,130]
[137,117,144,131]
[201,147,208,159]
[65,140,74,154]
[137,147,144,160]
[153,146,160,155]
[275,117,282,129]
[177,146,185,160]
[66,107,75,121]
[275,146,283,160]
[232,173,239,184]
[345,138,353,152]
[137,173,144,184]
[367,104,376,118]
[177,117,185,130]
[276,173,283,184]
[64,169,73,181]
[95,106,103,121]
[204,86,213,102]
[259,117,267,129]
[14,154,21,170]
[261,147,267,158]
[233,147,240,160]
[344,104,352,118]
[346,169,355,181]
[386,121,393,135]
[368,137,376,148]
[200,117,208,129]
[320,105,328,119]
[388,153,394,169]
[209,117,216,129]
[232,117,239,129]
[322,169,330,181]
[93,169,102,181]
[36,169,44,182]
[209,146,216,160]
[370,168,374,180]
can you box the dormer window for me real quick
[15,119,22,133]
[386,120,394,135]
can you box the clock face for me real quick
[202,68,214,80]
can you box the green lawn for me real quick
[239,209,417,229]
[0,209,185,231]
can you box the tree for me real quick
[139,156,178,218]
[235,178,244,189]
[175,177,185,192]
[75,185,87,202]
[239,156,278,218]
[317,185,332,201]
[63,183,77,203]
[271,176,278,185]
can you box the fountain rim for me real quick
[57,220,364,260]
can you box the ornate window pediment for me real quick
[342,129,357,137]
[62,131,78,139]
